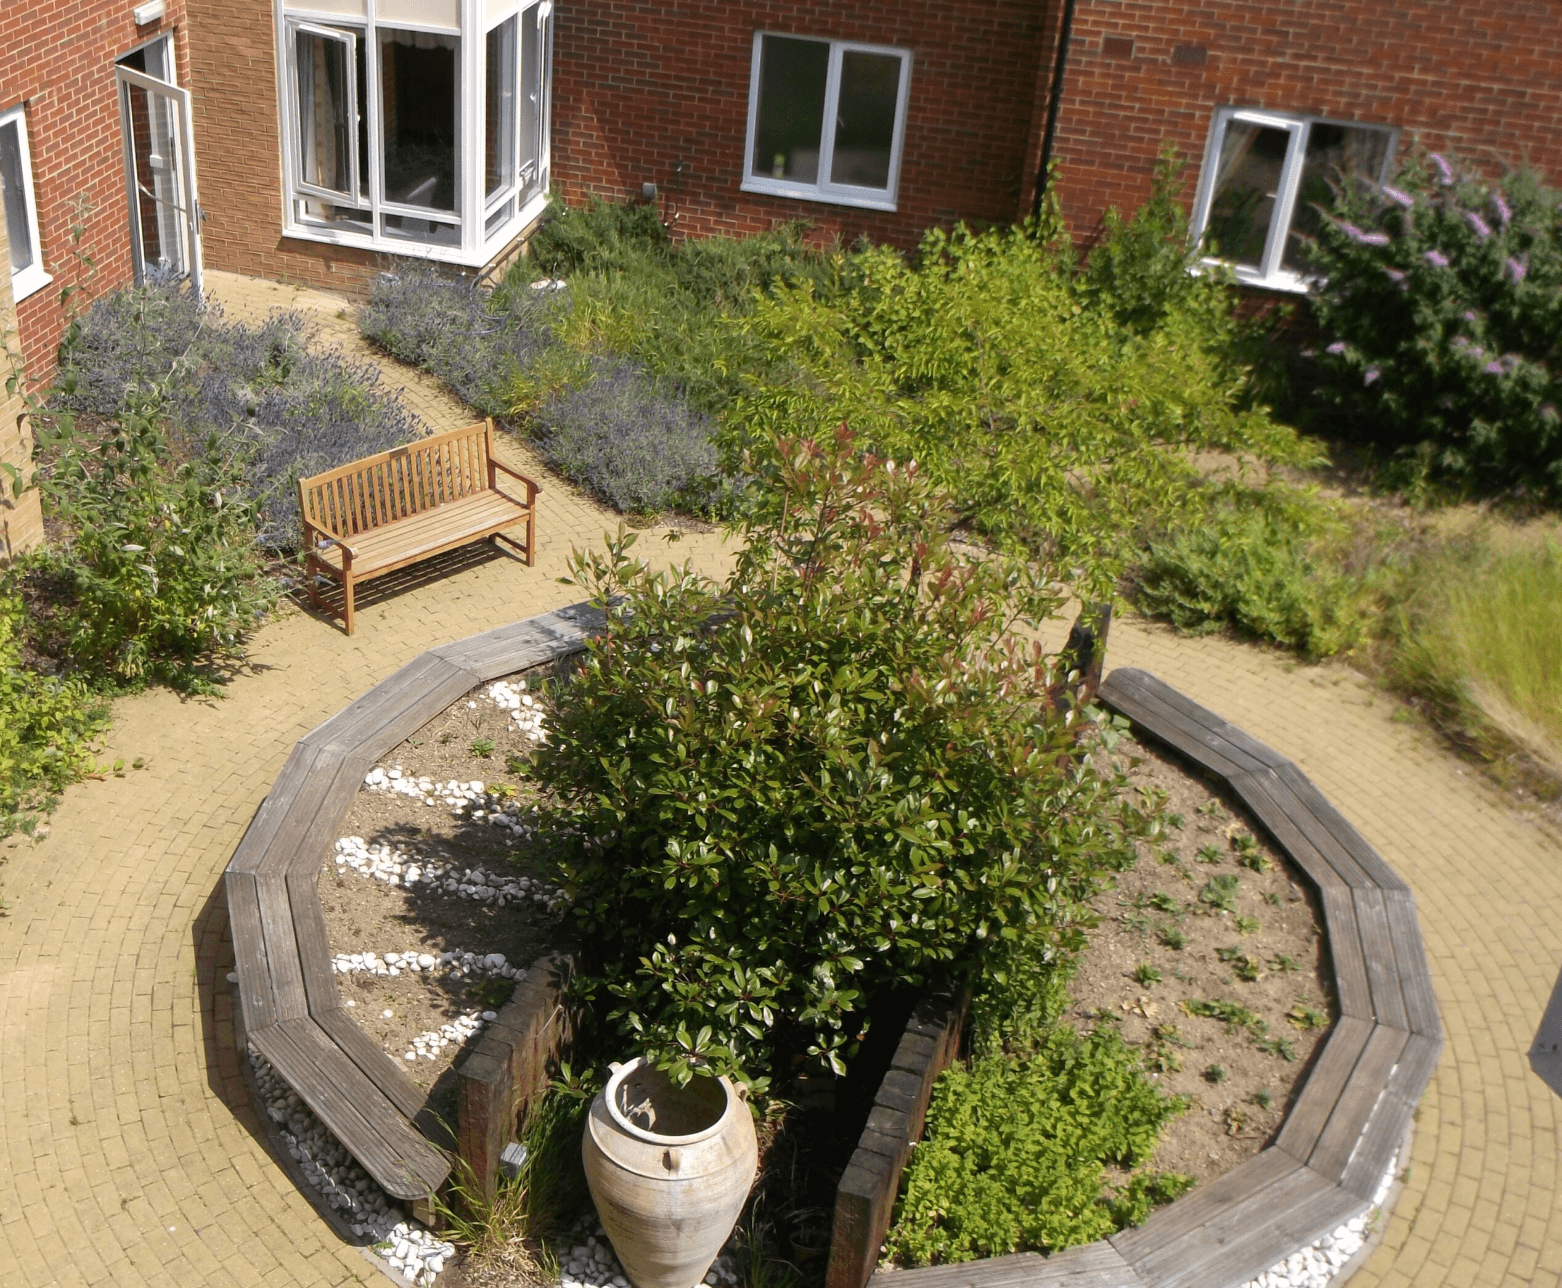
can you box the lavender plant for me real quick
[533,356,721,514]
[1305,152,1562,499]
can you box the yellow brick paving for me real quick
[0,272,1555,1285]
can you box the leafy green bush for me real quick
[1129,485,1383,659]
[0,590,109,838]
[724,213,1317,592]
[887,933,1190,1263]
[1306,152,1562,500]
[26,386,275,688]
[537,430,1151,1086]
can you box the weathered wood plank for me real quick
[1137,1165,1366,1288]
[227,743,330,874]
[304,653,484,763]
[1274,1015,1376,1165]
[1096,672,1256,781]
[279,751,367,878]
[1224,769,1351,896]
[1337,1033,1441,1200]
[1102,668,1295,771]
[314,1006,429,1122]
[1249,773,1376,890]
[429,602,604,680]
[871,1242,1146,1288]
[1304,1024,1411,1185]
[1352,888,1410,1032]
[259,1019,449,1198]
[254,873,310,1022]
[1382,889,1442,1040]
[226,869,275,1034]
[1271,764,1407,892]
[1319,886,1376,1022]
[1110,1148,1300,1264]
[287,870,340,1015]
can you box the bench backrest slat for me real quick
[299,421,496,539]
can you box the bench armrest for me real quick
[490,459,543,496]
[303,520,359,559]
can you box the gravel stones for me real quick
[248,1048,456,1286]
[1237,1152,1399,1288]
[332,832,567,910]
[560,1230,740,1288]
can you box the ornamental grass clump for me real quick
[536,428,1155,1088]
[1306,152,1562,500]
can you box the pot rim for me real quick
[603,1056,737,1146]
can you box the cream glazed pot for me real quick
[582,1058,759,1288]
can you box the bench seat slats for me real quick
[429,604,604,678]
[1110,1147,1299,1264]
[1382,889,1442,1039]
[1270,763,1408,893]
[1352,887,1411,1031]
[226,870,274,1034]
[1095,671,1259,779]
[287,870,340,1015]
[301,654,484,763]
[869,1244,1146,1288]
[1302,1023,1411,1185]
[227,744,331,874]
[310,490,530,577]
[314,1006,429,1122]
[1338,1032,1440,1199]
[1274,1014,1376,1164]
[1318,885,1376,1021]
[255,872,311,1023]
[1225,768,1351,895]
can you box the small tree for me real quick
[1306,151,1562,500]
[537,429,1152,1087]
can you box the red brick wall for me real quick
[1039,0,1562,242]
[551,0,1053,248]
[1,1,188,380]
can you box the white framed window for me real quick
[275,0,551,265]
[741,33,911,212]
[1190,108,1397,292]
[0,105,50,303]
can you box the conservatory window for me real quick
[741,33,911,212]
[277,0,551,264]
[1191,109,1396,291]
[0,105,49,302]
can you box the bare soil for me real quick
[317,663,569,1110]
[1070,734,1335,1187]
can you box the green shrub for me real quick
[0,590,109,838]
[536,429,1153,1086]
[887,935,1190,1264]
[724,215,1317,592]
[1306,152,1562,500]
[26,386,274,689]
[1129,485,1381,659]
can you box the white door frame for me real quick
[115,64,204,295]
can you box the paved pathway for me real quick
[0,274,1556,1287]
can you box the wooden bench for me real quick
[226,603,604,1215]
[856,667,1443,1288]
[299,419,541,635]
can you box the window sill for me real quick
[10,265,52,303]
[281,190,548,268]
[1193,258,1313,296]
[740,177,897,214]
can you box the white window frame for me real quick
[740,32,912,213]
[0,105,50,303]
[273,0,551,266]
[1189,107,1398,293]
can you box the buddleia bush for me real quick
[1306,151,1562,499]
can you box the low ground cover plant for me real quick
[1307,152,1562,500]
[536,429,1157,1088]
[887,942,1191,1263]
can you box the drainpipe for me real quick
[1032,0,1080,224]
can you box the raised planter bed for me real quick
[831,667,1443,1288]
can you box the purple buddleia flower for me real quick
[1484,361,1504,375]
[1492,190,1512,226]
[1361,231,1390,246]
[1506,257,1528,283]
[1424,249,1450,269]
[1364,367,1381,386]
[1465,210,1492,239]
[1337,221,1370,243]
[1383,267,1407,283]
[1381,184,1415,209]
[1542,405,1559,423]
[1463,310,1479,322]
[1430,153,1454,186]
[1326,341,1349,355]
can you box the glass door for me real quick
[114,65,203,293]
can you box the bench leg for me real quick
[343,575,355,636]
[526,508,536,567]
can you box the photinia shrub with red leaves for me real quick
[536,428,1158,1088]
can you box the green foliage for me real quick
[1306,152,1562,500]
[537,430,1151,1084]
[888,942,1189,1265]
[0,590,110,837]
[1385,530,1562,784]
[1157,926,1188,951]
[1181,998,1265,1037]
[724,216,1317,591]
[1288,1003,1328,1030]
[1203,1064,1227,1084]
[24,386,274,689]
[1131,484,1381,659]
[1197,874,1240,913]
[1132,962,1163,987]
